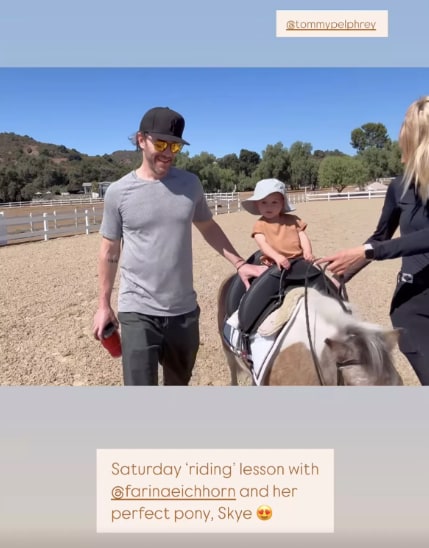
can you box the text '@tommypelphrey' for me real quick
[276,10,389,38]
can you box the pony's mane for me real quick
[310,289,381,331]
[310,289,395,379]
[343,323,393,377]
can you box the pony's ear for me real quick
[324,337,348,354]
[383,328,401,350]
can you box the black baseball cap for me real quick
[139,107,190,145]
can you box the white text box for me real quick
[276,10,388,38]
[97,448,334,533]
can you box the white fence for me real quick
[0,197,104,208]
[0,190,386,246]
[0,193,240,246]
[205,192,241,214]
[303,189,387,202]
[0,208,102,246]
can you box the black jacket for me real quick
[368,176,429,275]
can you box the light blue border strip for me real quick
[0,1,428,67]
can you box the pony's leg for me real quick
[222,345,254,386]
[217,274,238,385]
[228,353,239,386]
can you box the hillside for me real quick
[0,132,139,165]
[0,132,140,202]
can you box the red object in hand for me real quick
[101,323,122,358]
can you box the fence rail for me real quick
[0,193,241,246]
[0,207,102,245]
[304,189,387,202]
[204,192,238,201]
[0,190,386,246]
[205,192,241,215]
[0,194,238,209]
[0,197,104,208]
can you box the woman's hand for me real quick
[315,246,366,276]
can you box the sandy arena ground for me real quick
[0,198,421,386]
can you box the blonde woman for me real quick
[317,96,429,385]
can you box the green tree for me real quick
[20,181,41,200]
[186,152,217,180]
[359,147,391,180]
[217,153,240,174]
[318,156,368,193]
[238,149,260,176]
[236,174,255,192]
[387,141,403,176]
[351,123,391,152]
[199,164,238,192]
[289,141,319,190]
[345,157,370,189]
[253,142,290,185]
[174,150,192,171]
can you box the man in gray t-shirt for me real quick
[92,106,265,385]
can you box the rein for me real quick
[301,260,351,386]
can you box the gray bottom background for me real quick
[0,387,427,547]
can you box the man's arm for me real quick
[92,237,122,339]
[194,218,267,289]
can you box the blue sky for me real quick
[0,68,428,159]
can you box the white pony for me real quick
[217,272,403,386]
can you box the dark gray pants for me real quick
[118,307,200,386]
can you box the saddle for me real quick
[225,253,341,336]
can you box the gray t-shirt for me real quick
[100,167,212,316]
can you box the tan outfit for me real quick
[252,213,307,263]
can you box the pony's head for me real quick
[325,325,403,385]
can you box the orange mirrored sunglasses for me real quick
[152,139,183,154]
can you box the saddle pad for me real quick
[257,287,305,337]
[237,258,327,334]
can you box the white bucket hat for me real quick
[241,178,296,215]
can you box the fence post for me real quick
[74,208,78,228]
[214,201,218,215]
[53,211,57,230]
[92,206,96,224]
[29,212,33,232]
[43,212,49,241]
[227,200,230,214]
[85,210,89,235]
[237,196,241,211]
[0,211,6,246]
